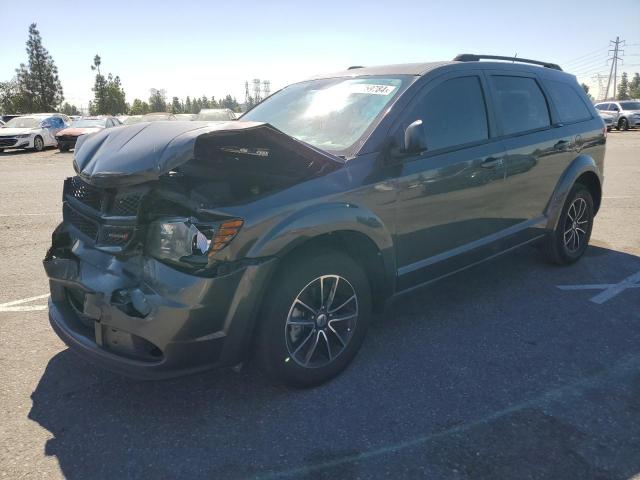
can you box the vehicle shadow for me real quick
[28,245,640,479]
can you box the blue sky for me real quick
[1,0,639,108]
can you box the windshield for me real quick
[4,117,40,129]
[242,76,410,153]
[143,114,173,122]
[72,119,106,128]
[620,101,640,110]
[123,116,143,125]
[197,110,234,121]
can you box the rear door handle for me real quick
[481,157,503,169]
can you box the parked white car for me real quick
[0,113,70,152]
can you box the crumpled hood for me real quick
[73,121,343,188]
[0,127,33,136]
[57,127,103,137]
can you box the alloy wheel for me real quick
[285,275,358,368]
[563,197,589,253]
[34,137,44,151]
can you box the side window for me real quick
[609,104,619,111]
[595,104,606,111]
[491,76,550,135]
[544,80,591,123]
[414,76,488,151]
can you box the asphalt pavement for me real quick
[0,131,639,479]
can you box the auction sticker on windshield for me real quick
[350,84,397,95]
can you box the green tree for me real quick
[185,96,192,114]
[0,78,26,114]
[171,96,182,114]
[617,72,630,100]
[130,98,149,115]
[219,94,240,111]
[200,95,210,109]
[629,73,640,99]
[14,23,64,112]
[191,97,201,114]
[148,88,167,112]
[60,102,80,115]
[580,83,594,103]
[90,55,127,115]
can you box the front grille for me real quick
[0,138,18,147]
[64,176,102,211]
[99,226,134,246]
[111,194,142,216]
[64,204,99,241]
[57,135,78,144]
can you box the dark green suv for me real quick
[44,54,605,386]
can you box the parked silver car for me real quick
[594,100,640,131]
[0,113,70,152]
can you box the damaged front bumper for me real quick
[44,228,276,379]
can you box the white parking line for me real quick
[0,294,49,312]
[557,270,640,304]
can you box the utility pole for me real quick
[605,37,625,100]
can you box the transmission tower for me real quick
[244,80,251,106]
[605,37,625,100]
[253,79,262,104]
[591,73,607,101]
[262,80,271,99]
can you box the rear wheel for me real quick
[543,183,594,265]
[33,136,44,152]
[59,143,69,152]
[256,249,371,387]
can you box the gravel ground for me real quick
[0,131,639,479]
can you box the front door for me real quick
[392,74,508,289]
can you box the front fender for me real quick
[248,202,394,259]
[544,154,602,230]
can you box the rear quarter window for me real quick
[544,80,592,124]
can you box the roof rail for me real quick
[453,54,562,71]
[347,65,364,70]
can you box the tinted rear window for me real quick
[491,76,550,135]
[545,80,591,123]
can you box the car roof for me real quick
[307,61,456,79]
[305,60,574,82]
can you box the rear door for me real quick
[392,72,508,289]
[488,72,570,237]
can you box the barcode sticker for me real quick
[349,84,397,95]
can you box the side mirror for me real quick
[404,120,427,154]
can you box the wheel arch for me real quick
[544,154,603,230]
[248,203,396,312]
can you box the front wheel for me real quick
[256,250,371,387]
[543,183,594,265]
[33,136,44,151]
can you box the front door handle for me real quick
[481,157,503,169]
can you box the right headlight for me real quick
[146,217,243,267]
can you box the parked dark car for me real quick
[44,54,605,386]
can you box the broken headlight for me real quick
[146,217,243,267]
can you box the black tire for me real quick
[256,249,371,387]
[543,183,594,265]
[59,144,69,152]
[33,136,44,152]
[618,117,629,131]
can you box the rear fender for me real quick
[544,154,602,230]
